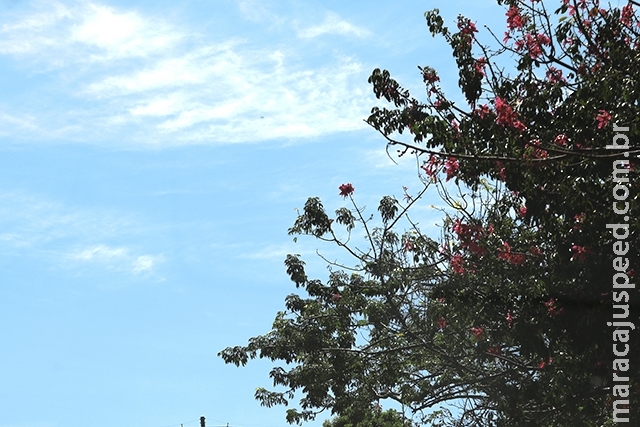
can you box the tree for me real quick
[322,406,410,427]
[220,1,639,425]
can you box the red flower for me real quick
[451,254,465,274]
[545,298,562,317]
[437,316,447,330]
[554,134,568,146]
[488,345,502,356]
[474,57,487,76]
[570,245,590,261]
[621,4,634,27]
[596,110,611,129]
[506,311,514,327]
[422,154,441,177]
[546,67,566,84]
[338,183,354,198]
[494,97,526,131]
[474,104,491,118]
[470,326,484,338]
[498,242,526,265]
[332,293,342,302]
[518,206,527,218]
[538,358,553,369]
[506,6,525,30]
[457,19,478,35]
[444,157,459,181]
[403,239,414,251]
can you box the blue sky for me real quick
[0,1,505,427]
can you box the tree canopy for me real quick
[219,1,639,425]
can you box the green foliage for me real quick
[221,1,639,426]
[322,407,410,427]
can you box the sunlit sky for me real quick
[0,1,506,427]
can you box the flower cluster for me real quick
[451,254,465,274]
[457,18,478,35]
[498,242,526,265]
[470,326,484,339]
[422,154,441,177]
[546,67,566,84]
[452,218,487,256]
[570,244,590,261]
[506,6,526,30]
[554,134,568,146]
[494,97,526,131]
[621,4,635,27]
[338,183,354,198]
[514,33,551,59]
[474,57,487,76]
[595,110,611,129]
[444,157,459,181]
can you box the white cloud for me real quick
[297,12,370,39]
[0,0,182,62]
[69,244,162,274]
[0,191,163,276]
[0,1,375,146]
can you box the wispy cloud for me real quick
[0,191,162,276]
[70,244,162,274]
[297,12,370,39]
[0,1,375,146]
[0,0,181,62]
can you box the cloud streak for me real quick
[0,191,162,276]
[0,1,375,146]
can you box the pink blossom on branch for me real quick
[451,254,465,274]
[506,6,526,30]
[474,57,487,76]
[570,245,590,261]
[494,97,527,131]
[470,326,484,339]
[595,110,611,129]
[444,157,459,181]
[338,183,355,198]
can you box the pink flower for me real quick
[506,6,526,30]
[546,67,566,84]
[437,316,447,330]
[621,4,634,27]
[498,242,526,265]
[404,239,414,251]
[474,104,491,118]
[338,183,354,198]
[457,19,478,35]
[596,110,611,129]
[470,326,484,338]
[518,206,527,218]
[488,345,502,356]
[506,311,514,327]
[538,358,553,369]
[545,298,562,317]
[422,154,441,177]
[451,254,465,274]
[332,293,341,302]
[422,68,440,84]
[474,57,487,76]
[554,134,568,146]
[444,157,459,181]
[514,33,550,60]
[570,245,590,261]
[494,97,526,131]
